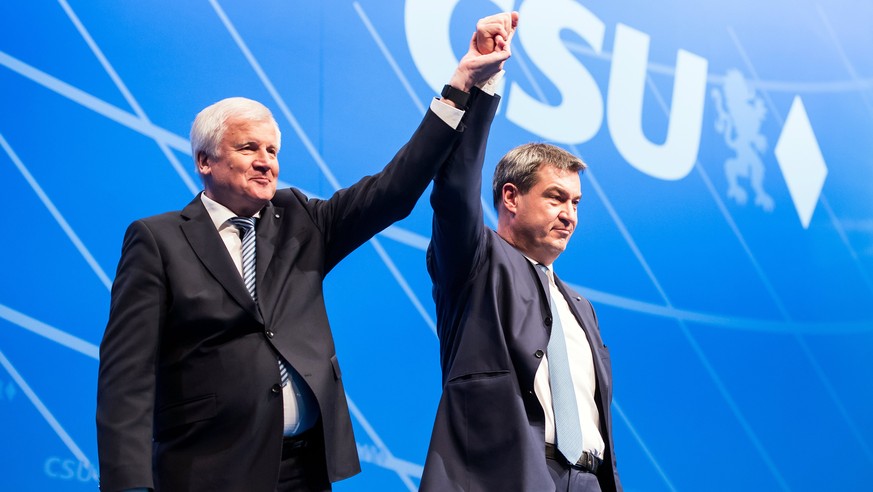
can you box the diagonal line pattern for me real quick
[353,1,425,115]
[208,0,342,190]
[0,132,112,290]
[725,26,873,464]
[725,26,873,297]
[0,303,99,359]
[347,396,419,491]
[612,398,677,492]
[0,348,98,481]
[56,0,199,195]
[0,50,190,152]
[814,3,873,119]
[587,164,791,489]
[352,2,500,230]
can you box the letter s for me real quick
[506,0,605,144]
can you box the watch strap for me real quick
[440,84,470,109]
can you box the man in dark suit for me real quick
[422,133,623,487]
[95,12,517,492]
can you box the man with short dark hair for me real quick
[96,12,517,492]
[422,141,622,491]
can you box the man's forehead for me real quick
[223,118,278,139]
[536,165,581,192]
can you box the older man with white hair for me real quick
[96,11,518,492]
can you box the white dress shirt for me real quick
[531,260,606,459]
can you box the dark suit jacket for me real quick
[421,89,622,491]
[96,109,465,492]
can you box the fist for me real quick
[475,11,519,54]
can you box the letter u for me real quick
[607,23,708,180]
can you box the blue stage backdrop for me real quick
[2,1,872,490]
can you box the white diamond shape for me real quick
[775,96,828,229]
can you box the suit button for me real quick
[271,384,282,394]
[544,316,552,327]
[266,330,274,338]
[534,350,544,359]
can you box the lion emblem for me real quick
[712,69,774,211]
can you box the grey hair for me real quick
[190,97,281,165]
[492,143,586,208]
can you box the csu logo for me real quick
[44,457,99,483]
[405,0,828,228]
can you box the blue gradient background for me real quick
[1,1,871,490]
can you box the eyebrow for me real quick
[543,185,580,200]
[234,140,273,149]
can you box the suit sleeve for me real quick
[97,220,164,491]
[303,109,465,272]
[427,89,501,293]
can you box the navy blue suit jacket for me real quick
[422,89,622,491]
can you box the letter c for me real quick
[405,0,515,97]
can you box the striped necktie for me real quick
[229,217,289,386]
[538,264,585,464]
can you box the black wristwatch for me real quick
[441,84,470,109]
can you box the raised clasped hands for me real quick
[449,11,519,93]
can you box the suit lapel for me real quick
[255,203,283,312]
[180,196,263,324]
[531,262,553,337]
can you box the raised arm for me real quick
[427,89,500,292]
[307,12,517,272]
[427,12,517,292]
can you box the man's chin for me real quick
[548,241,569,257]
[250,186,276,201]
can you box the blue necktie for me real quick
[230,217,289,386]
[539,264,585,464]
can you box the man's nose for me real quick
[558,202,576,223]
[253,149,272,168]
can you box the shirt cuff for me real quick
[477,69,504,96]
[430,98,465,130]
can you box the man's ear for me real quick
[196,151,211,176]
[502,183,520,215]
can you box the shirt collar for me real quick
[200,192,262,231]
[523,254,552,271]
[523,255,556,284]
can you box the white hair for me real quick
[190,97,281,164]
